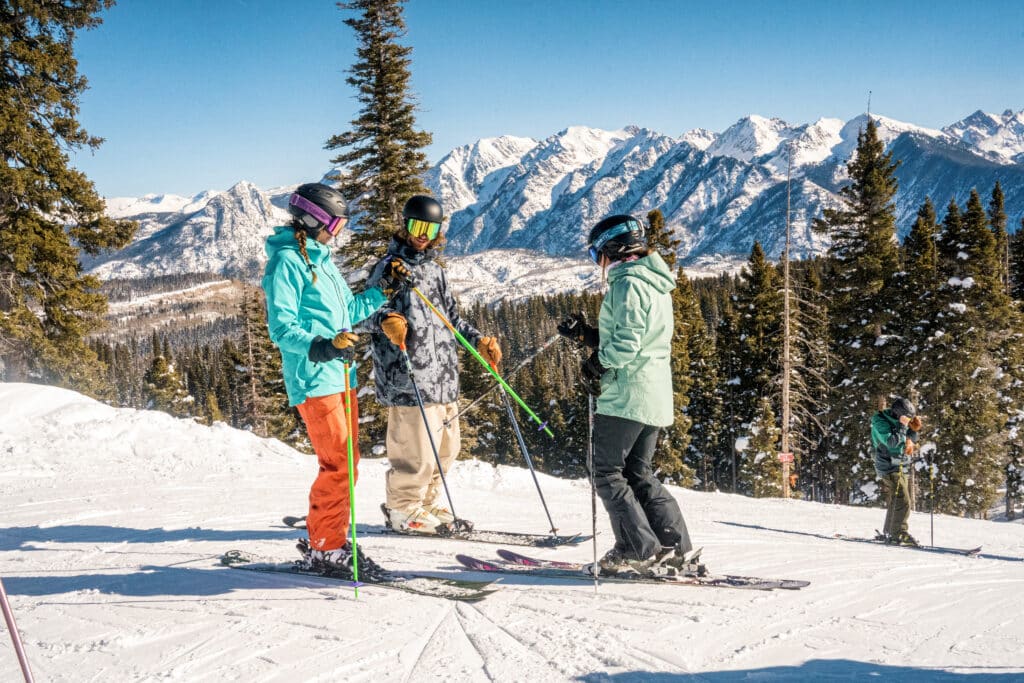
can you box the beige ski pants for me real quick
[385,402,460,512]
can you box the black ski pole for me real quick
[400,347,470,532]
[588,393,598,590]
[0,577,34,683]
[498,382,558,534]
[446,334,562,427]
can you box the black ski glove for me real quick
[557,313,599,349]
[377,258,415,297]
[308,332,358,363]
[581,350,607,395]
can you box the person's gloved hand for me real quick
[378,259,414,297]
[582,350,607,382]
[904,438,915,456]
[557,313,599,349]
[477,336,502,367]
[380,312,408,347]
[908,416,923,432]
[308,332,358,363]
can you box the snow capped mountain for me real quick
[944,109,1024,164]
[89,109,1023,285]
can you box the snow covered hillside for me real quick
[2,383,1023,681]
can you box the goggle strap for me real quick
[290,193,345,232]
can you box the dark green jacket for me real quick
[871,409,919,476]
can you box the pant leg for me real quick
[386,403,450,512]
[297,392,360,551]
[892,471,911,535]
[592,413,661,560]
[880,473,899,537]
[622,425,692,553]
[424,401,460,507]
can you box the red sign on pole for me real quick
[777,452,794,463]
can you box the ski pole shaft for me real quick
[0,577,35,683]
[401,347,463,526]
[410,286,554,437]
[447,334,562,426]
[497,375,557,534]
[343,362,359,598]
[588,394,598,591]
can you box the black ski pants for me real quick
[591,413,691,560]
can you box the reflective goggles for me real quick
[587,220,642,263]
[406,218,442,240]
[289,193,348,236]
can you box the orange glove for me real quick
[477,336,502,367]
[908,416,923,432]
[380,312,408,347]
[904,438,915,455]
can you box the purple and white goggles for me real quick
[289,193,348,236]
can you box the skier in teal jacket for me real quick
[261,182,407,578]
[558,214,695,578]
[871,397,922,546]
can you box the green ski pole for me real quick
[343,361,359,598]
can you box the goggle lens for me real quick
[406,218,441,240]
[588,246,599,263]
[324,215,346,236]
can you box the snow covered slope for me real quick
[2,383,1023,681]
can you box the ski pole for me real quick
[410,286,554,437]
[445,334,562,427]
[400,346,469,531]
[929,453,935,548]
[0,577,34,683]
[495,368,558,535]
[588,393,598,591]
[343,361,359,599]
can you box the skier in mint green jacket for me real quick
[558,214,695,578]
[261,182,408,579]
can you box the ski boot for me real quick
[382,504,443,534]
[583,547,658,578]
[296,538,388,580]
[894,532,920,547]
[655,545,707,577]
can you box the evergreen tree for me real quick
[988,181,1008,292]
[142,354,191,417]
[655,266,694,486]
[713,289,744,491]
[678,270,721,490]
[737,398,782,497]
[328,0,432,266]
[812,118,902,503]
[733,242,783,426]
[645,208,680,269]
[0,1,136,390]
[1010,218,1024,301]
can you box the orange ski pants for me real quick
[296,392,360,551]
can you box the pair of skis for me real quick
[281,514,591,548]
[834,531,982,557]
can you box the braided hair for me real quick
[292,220,317,285]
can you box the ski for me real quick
[221,550,497,602]
[835,533,982,557]
[455,551,809,591]
[280,515,590,548]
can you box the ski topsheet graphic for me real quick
[221,550,497,602]
[455,550,810,591]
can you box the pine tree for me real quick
[988,182,1008,292]
[655,266,694,486]
[645,209,680,269]
[1010,218,1024,301]
[737,398,783,497]
[733,242,783,427]
[678,270,721,490]
[0,1,136,390]
[812,118,902,503]
[143,354,192,417]
[328,0,432,267]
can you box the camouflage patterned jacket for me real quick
[364,236,482,407]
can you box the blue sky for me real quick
[71,0,1024,197]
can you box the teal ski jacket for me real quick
[595,251,677,427]
[261,226,387,406]
[871,409,919,476]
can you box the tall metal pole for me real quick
[781,143,793,499]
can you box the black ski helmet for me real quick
[890,397,917,419]
[402,195,444,224]
[288,183,349,235]
[587,214,646,262]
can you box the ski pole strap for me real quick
[411,286,554,437]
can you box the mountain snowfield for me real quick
[2,382,1023,681]
[82,109,1024,293]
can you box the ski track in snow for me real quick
[2,383,1024,681]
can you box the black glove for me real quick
[377,258,414,297]
[557,313,599,349]
[308,332,358,363]
[581,350,607,395]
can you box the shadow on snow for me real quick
[0,524,298,551]
[576,660,1024,681]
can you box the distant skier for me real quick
[366,195,502,534]
[558,214,695,577]
[261,182,409,577]
[871,397,923,546]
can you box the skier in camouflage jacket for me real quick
[365,196,502,533]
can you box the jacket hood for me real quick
[265,225,329,262]
[607,251,676,293]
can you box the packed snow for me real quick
[2,383,1023,681]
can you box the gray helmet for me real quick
[288,183,349,235]
[890,397,916,419]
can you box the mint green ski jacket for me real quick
[595,252,677,427]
